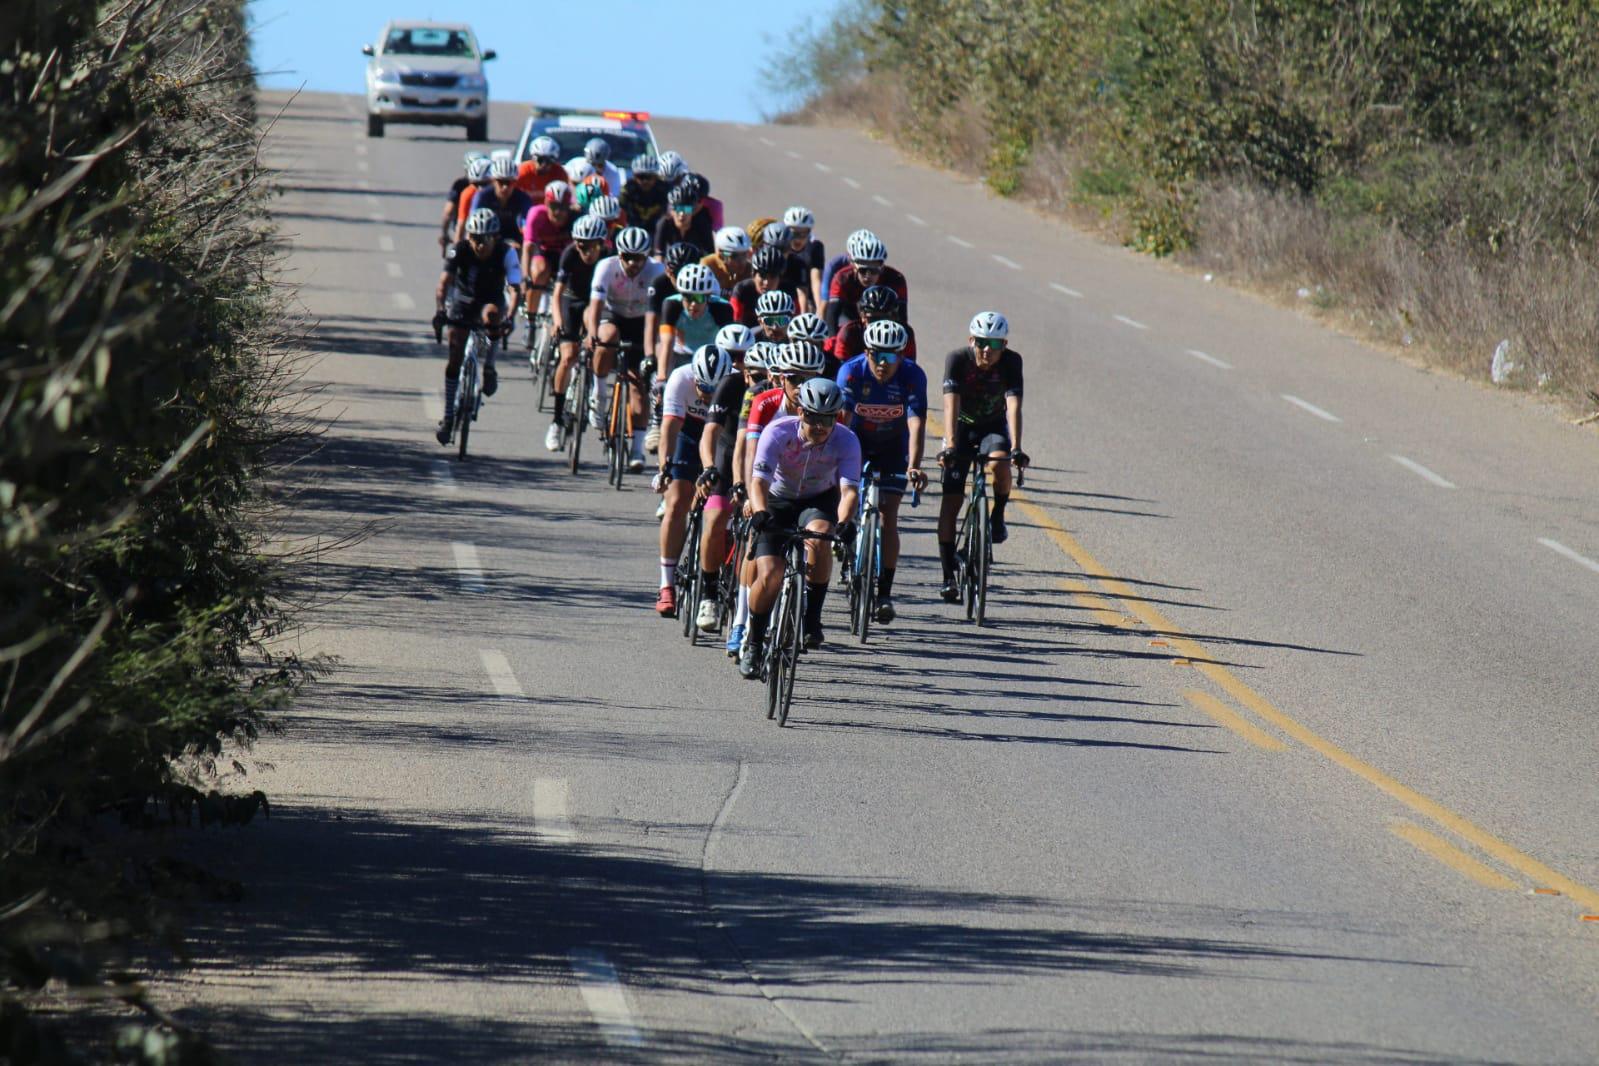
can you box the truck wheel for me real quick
[367,115,384,138]
[466,117,487,142]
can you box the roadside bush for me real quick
[1,1,308,1059]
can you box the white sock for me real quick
[660,557,676,589]
[630,429,645,460]
[733,584,750,627]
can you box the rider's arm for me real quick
[837,484,859,525]
[908,365,929,474]
[1006,394,1023,456]
[941,391,958,450]
[698,422,720,471]
[836,430,862,523]
[585,294,601,341]
[908,413,926,476]
[550,281,567,330]
[658,415,680,476]
[748,473,770,514]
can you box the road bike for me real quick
[603,340,649,490]
[560,344,593,476]
[716,488,750,638]
[439,319,500,460]
[843,466,918,643]
[675,496,705,641]
[763,527,836,727]
[527,292,558,413]
[948,449,1023,626]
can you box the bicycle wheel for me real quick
[609,377,630,490]
[456,353,476,461]
[567,359,590,476]
[534,323,553,412]
[678,507,701,639]
[856,508,879,645]
[972,497,991,627]
[777,564,805,727]
[764,582,789,720]
[958,500,979,620]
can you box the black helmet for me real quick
[681,172,710,200]
[667,182,698,207]
[664,241,703,273]
[859,285,900,317]
[752,246,786,275]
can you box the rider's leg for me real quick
[746,554,784,649]
[802,514,835,635]
[442,322,467,427]
[878,490,905,597]
[480,305,501,395]
[659,478,692,590]
[987,440,1013,539]
[701,498,729,599]
[592,321,620,419]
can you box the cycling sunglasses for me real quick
[681,293,708,305]
[788,227,812,239]
[760,314,792,327]
[670,204,696,215]
[620,253,646,265]
[575,239,604,252]
[974,337,1006,351]
[867,348,900,364]
[800,411,837,427]
[854,262,884,275]
[781,372,815,386]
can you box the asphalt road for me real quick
[159,91,1599,1063]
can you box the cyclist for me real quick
[442,152,487,254]
[433,208,521,444]
[657,150,688,185]
[655,182,715,260]
[654,344,732,617]
[520,179,576,325]
[567,137,621,195]
[586,194,625,238]
[738,378,861,677]
[702,340,772,651]
[786,312,836,378]
[588,226,666,471]
[543,213,610,450]
[566,157,607,204]
[465,155,536,247]
[702,226,754,294]
[837,319,928,623]
[739,339,821,490]
[828,284,919,364]
[784,205,826,310]
[647,259,728,458]
[679,172,724,231]
[689,324,755,631]
[757,223,814,314]
[746,289,794,344]
[451,156,493,247]
[825,230,909,333]
[619,153,668,232]
[730,246,795,326]
[515,135,570,198]
[936,311,1027,601]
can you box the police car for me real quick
[512,107,660,180]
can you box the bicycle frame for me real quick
[762,527,835,727]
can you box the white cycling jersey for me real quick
[661,363,710,424]
[591,256,665,320]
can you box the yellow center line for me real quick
[1390,822,1521,892]
[1009,493,1599,915]
[1183,690,1287,751]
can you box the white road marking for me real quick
[429,457,457,494]
[1282,394,1342,423]
[872,194,893,207]
[1538,538,1599,575]
[1186,349,1232,369]
[356,159,370,173]
[451,541,485,592]
[841,177,861,189]
[785,150,801,160]
[759,136,775,146]
[367,212,384,224]
[363,193,379,207]
[420,386,442,422]
[905,213,927,226]
[479,649,524,698]
[813,161,831,173]
[992,254,1021,270]
[947,235,974,248]
[1389,455,1456,489]
[1113,314,1149,330]
[1049,282,1083,298]
[391,291,415,311]
[568,948,643,1048]
[378,235,395,252]
[385,262,403,278]
[354,142,368,155]
[534,778,576,841]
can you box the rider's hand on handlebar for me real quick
[695,469,721,491]
[651,470,670,494]
[837,519,858,544]
[748,510,771,533]
[908,469,929,491]
[1010,449,1030,469]
[934,447,956,468]
[431,310,446,343]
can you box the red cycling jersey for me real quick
[828,319,919,363]
[744,386,793,438]
[515,160,569,198]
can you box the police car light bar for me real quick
[602,110,650,122]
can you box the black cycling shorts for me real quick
[556,293,587,343]
[941,422,1010,491]
[446,297,506,328]
[665,421,704,483]
[598,312,648,374]
[752,487,841,560]
[859,441,910,496]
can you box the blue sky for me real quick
[250,1,840,123]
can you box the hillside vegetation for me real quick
[2,1,307,1059]
[775,0,1599,405]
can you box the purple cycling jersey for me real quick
[751,415,861,500]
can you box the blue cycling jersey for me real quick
[837,353,928,449]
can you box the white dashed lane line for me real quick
[1389,455,1456,489]
[842,177,861,189]
[813,161,831,173]
[368,212,385,224]
[568,948,643,1048]
[992,254,1021,271]
[1185,349,1232,369]
[429,457,457,494]
[1282,395,1342,423]
[478,649,524,698]
[534,778,576,842]
[1538,538,1599,575]
[785,150,801,160]
[1113,314,1149,330]
[385,262,403,278]
[391,291,415,311]
[357,159,370,173]
[378,235,396,253]
[905,213,927,226]
[872,194,893,207]
[946,235,974,249]
[451,541,486,592]
[363,193,379,207]
[354,143,368,156]
[1049,282,1083,298]
[420,386,442,422]
[759,136,775,146]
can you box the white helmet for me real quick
[674,262,718,296]
[465,207,500,237]
[968,311,1009,340]
[782,340,826,376]
[658,150,687,180]
[761,222,790,248]
[614,226,651,255]
[754,290,795,318]
[584,137,611,165]
[796,378,845,415]
[490,147,514,165]
[572,214,609,242]
[567,157,596,182]
[716,323,755,356]
[846,229,886,263]
[786,312,827,343]
[588,195,621,222]
[692,344,732,389]
[489,155,517,182]
[714,226,752,256]
[529,136,561,163]
[746,341,777,371]
[863,319,908,352]
[463,150,488,172]
[467,157,493,182]
[782,205,815,229]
